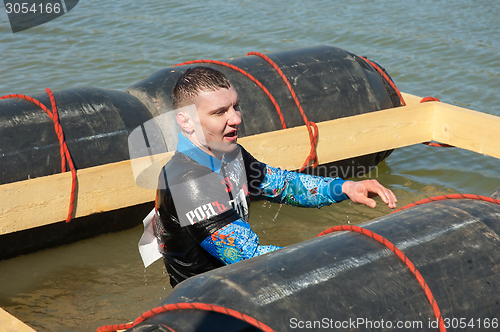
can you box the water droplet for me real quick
[272,204,283,221]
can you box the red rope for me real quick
[174,54,410,172]
[0,89,76,223]
[173,59,286,129]
[100,193,500,332]
[246,52,319,171]
[359,56,406,107]
[315,194,500,331]
[46,89,67,171]
[96,302,276,332]
[316,225,446,332]
[420,96,440,103]
[174,55,320,171]
[422,142,454,148]
[391,193,500,214]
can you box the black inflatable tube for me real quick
[0,87,154,185]
[0,46,398,186]
[0,87,155,259]
[126,45,401,177]
[0,45,401,259]
[128,198,500,332]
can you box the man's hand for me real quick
[342,179,397,209]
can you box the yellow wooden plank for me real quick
[3,98,500,236]
[316,103,434,162]
[432,102,500,159]
[0,171,72,234]
[0,102,435,234]
[0,159,157,235]
[241,102,434,169]
[0,308,36,332]
[131,151,174,189]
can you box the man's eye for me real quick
[234,104,241,111]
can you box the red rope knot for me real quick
[422,142,454,148]
[420,96,440,103]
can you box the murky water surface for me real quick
[1,0,499,330]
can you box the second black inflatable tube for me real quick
[128,198,500,331]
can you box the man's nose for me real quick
[227,107,242,126]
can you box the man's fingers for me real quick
[364,197,376,208]
[362,180,397,209]
[344,179,397,209]
[382,189,397,209]
[375,188,397,208]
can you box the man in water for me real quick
[154,66,397,287]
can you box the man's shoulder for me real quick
[160,151,214,186]
[236,144,268,173]
[235,144,260,165]
[237,144,250,157]
[166,150,202,169]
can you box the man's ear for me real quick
[177,112,194,134]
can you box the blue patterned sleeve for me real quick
[257,165,349,207]
[200,219,282,265]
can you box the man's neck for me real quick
[177,132,223,173]
[182,132,222,159]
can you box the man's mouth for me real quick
[224,130,238,140]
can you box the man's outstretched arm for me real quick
[256,165,396,209]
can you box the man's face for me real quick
[192,85,242,157]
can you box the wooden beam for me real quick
[2,95,500,235]
[432,102,500,159]
[0,308,36,332]
[0,159,157,234]
[240,102,434,169]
